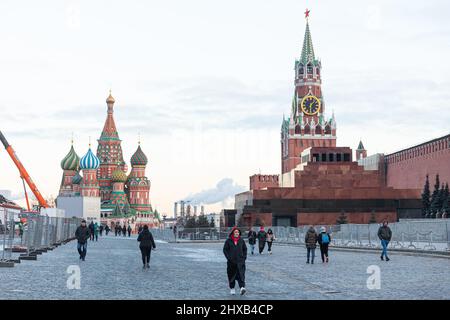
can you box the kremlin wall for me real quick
[233,16,450,227]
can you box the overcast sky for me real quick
[0,0,449,216]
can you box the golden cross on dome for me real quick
[71,132,74,145]
[138,132,141,145]
[305,8,310,19]
[88,136,91,147]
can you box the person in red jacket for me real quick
[223,227,248,296]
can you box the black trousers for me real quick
[258,240,266,254]
[227,261,245,289]
[267,241,273,252]
[320,244,329,262]
[140,247,152,265]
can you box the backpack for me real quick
[321,233,329,244]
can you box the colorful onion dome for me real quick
[112,168,127,183]
[79,148,100,170]
[60,145,80,171]
[72,172,83,184]
[130,145,148,166]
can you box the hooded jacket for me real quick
[137,229,156,249]
[223,227,247,264]
[305,227,318,249]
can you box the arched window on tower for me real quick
[295,125,301,134]
[307,63,313,74]
[315,125,322,135]
[304,124,311,135]
[298,65,304,76]
[324,124,331,135]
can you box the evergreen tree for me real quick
[209,217,215,228]
[197,214,210,228]
[123,203,130,216]
[430,174,441,218]
[185,215,196,229]
[442,183,449,218]
[369,210,377,224]
[336,210,348,224]
[421,175,431,218]
[437,183,446,218]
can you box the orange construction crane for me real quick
[0,130,49,210]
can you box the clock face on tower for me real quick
[300,95,321,116]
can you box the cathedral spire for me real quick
[100,91,119,140]
[300,10,316,65]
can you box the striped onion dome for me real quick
[72,172,82,185]
[60,145,80,171]
[130,145,148,166]
[111,168,127,183]
[79,148,100,170]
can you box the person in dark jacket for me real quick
[122,225,127,237]
[257,226,267,254]
[223,227,247,295]
[138,225,143,234]
[266,229,276,254]
[105,225,110,236]
[88,221,95,241]
[305,226,318,264]
[378,220,392,261]
[317,226,331,263]
[137,225,156,269]
[99,224,104,236]
[247,227,257,255]
[75,220,91,261]
[127,225,132,237]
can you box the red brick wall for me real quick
[386,136,450,190]
[250,174,279,191]
[242,212,272,228]
[297,211,397,226]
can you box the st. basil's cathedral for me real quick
[56,92,160,229]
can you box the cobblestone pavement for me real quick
[1,235,449,299]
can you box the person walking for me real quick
[247,227,257,255]
[266,229,275,254]
[122,225,127,237]
[317,226,331,263]
[305,226,318,264]
[137,225,156,269]
[257,226,267,255]
[127,225,132,237]
[223,227,247,296]
[88,221,95,241]
[75,220,90,261]
[378,220,392,261]
[99,224,104,236]
[93,222,99,241]
[105,225,110,236]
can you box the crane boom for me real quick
[0,130,49,209]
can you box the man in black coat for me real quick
[75,220,90,261]
[137,225,156,269]
[248,227,257,255]
[223,227,247,296]
[378,220,392,261]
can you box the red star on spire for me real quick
[305,8,310,19]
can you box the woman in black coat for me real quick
[223,227,247,296]
[137,225,156,269]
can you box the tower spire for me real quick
[300,9,316,65]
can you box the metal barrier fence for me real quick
[1,208,81,263]
[151,220,450,253]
